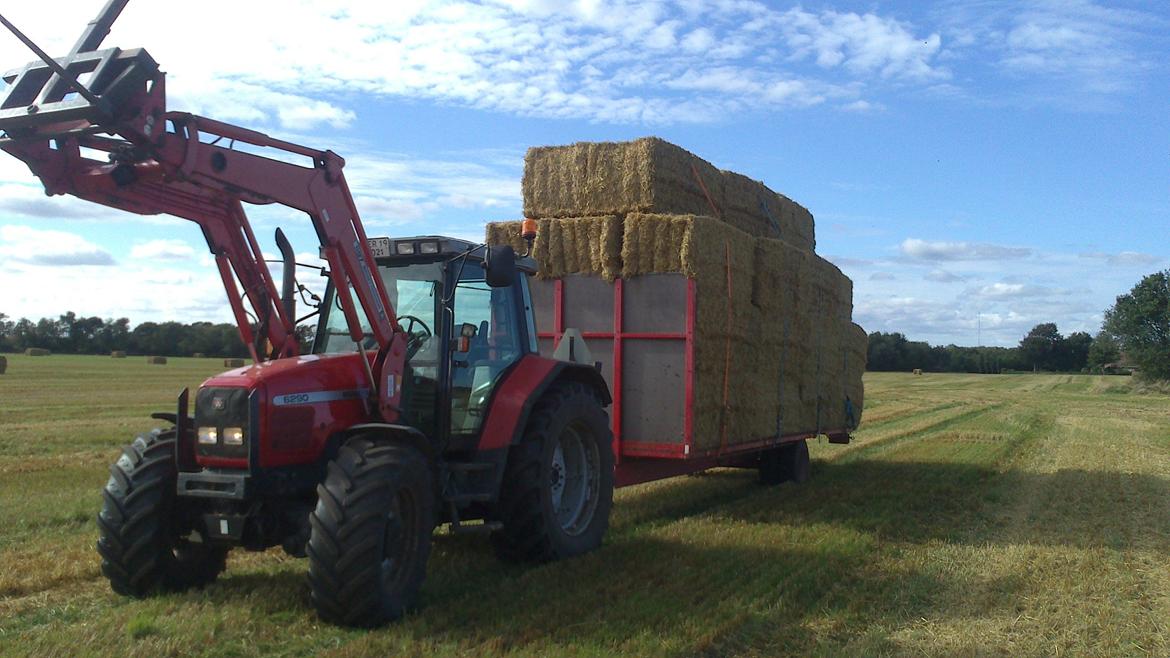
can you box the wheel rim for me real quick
[381,487,419,595]
[549,421,600,536]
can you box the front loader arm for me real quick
[0,7,406,420]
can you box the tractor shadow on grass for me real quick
[393,460,1170,654]
[701,458,1170,552]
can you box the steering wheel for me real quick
[397,314,433,359]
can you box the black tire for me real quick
[308,438,435,627]
[492,382,614,563]
[758,439,811,485]
[96,429,227,596]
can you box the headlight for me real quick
[395,241,416,255]
[419,240,440,254]
[197,427,218,445]
[222,427,245,446]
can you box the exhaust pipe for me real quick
[275,228,296,322]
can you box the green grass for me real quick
[2,357,1170,656]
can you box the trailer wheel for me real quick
[97,429,227,596]
[308,438,435,627]
[492,382,614,563]
[758,439,811,485]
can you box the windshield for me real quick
[316,262,442,362]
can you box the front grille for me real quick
[194,387,250,460]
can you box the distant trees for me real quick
[1017,324,1093,372]
[866,331,1024,373]
[0,311,251,357]
[867,324,1100,374]
[1103,270,1170,380]
[1087,331,1120,371]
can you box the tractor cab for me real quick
[313,236,540,451]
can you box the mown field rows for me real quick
[1,355,1168,656]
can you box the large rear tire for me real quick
[492,382,614,563]
[308,438,435,627]
[758,439,811,485]
[96,429,227,596]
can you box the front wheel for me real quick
[308,438,435,627]
[492,382,614,563]
[96,429,227,596]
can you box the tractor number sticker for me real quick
[272,389,368,406]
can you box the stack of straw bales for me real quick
[489,137,867,447]
[25,348,50,356]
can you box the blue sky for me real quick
[0,0,1166,346]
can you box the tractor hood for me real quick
[202,352,373,399]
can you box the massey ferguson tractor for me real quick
[0,2,613,626]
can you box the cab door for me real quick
[447,262,525,439]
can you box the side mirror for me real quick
[484,245,516,288]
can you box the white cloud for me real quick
[1079,251,1162,267]
[924,269,963,283]
[975,282,1061,299]
[0,225,115,266]
[130,239,198,261]
[935,0,1163,101]
[0,1,949,127]
[900,238,1032,261]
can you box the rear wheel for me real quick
[492,382,614,563]
[308,438,435,627]
[758,439,811,485]
[96,429,227,596]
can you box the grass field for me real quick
[1,355,1169,657]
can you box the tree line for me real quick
[0,311,250,358]
[868,268,1170,378]
[866,325,1115,374]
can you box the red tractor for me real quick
[0,2,613,626]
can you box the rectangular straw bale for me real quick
[807,254,852,322]
[818,319,847,431]
[25,347,50,356]
[523,138,724,219]
[110,351,126,358]
[484,221,528,254]
[843,322,868,426]
[146,356,167,365]
[0,356,6,374]
[224,358,246,368]
[486,217,622,280]
[721,173,816,251]
[671,217,758,450]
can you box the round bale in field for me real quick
[110,350,126,358]
[224,358,246,368]
[25,347,50,356]
[0,355,7,374]
[147,356,168,365]
[912,368,923,375]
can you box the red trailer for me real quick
[531,274,851,488]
